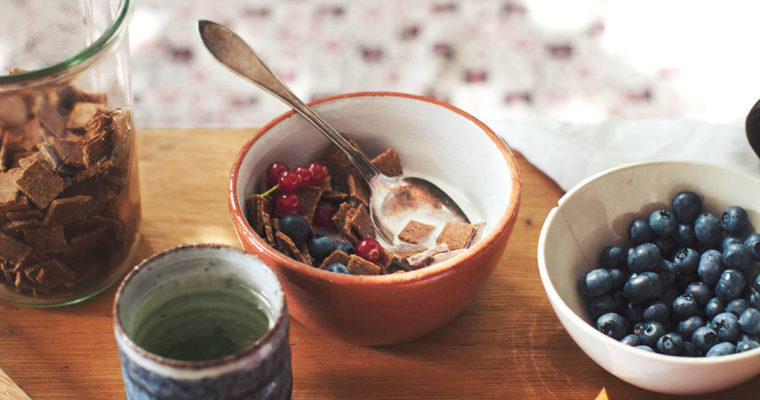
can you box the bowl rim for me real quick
[538,159,760,364]
[228,91,521,285]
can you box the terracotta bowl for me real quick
[228,92,521,346]
[538,161,760,394]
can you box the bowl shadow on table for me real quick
[297,276,587,399]
[535,329,760,400]
[299,300,507,399]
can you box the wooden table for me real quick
[1,129,759,400]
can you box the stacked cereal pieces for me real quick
[245,138,485,275]
[396,220,486,269]
[0,82,140,298]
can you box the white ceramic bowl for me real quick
[538,161,760,395]
[229,92,521,345]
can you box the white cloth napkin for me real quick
[489,119,760,191]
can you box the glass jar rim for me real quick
[0,0,134,88]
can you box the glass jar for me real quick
[0,0,140,306]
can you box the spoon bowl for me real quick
[198,20,468,243]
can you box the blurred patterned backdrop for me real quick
[129,0,760,128]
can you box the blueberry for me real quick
[739,308,760,335]
[656,332,684,356]
[692,326,718,353]
[722,236,743,252]
[726,298,749,317]
[335,242,354,255]
[745,233,760,261]
[722,243,753,270]
[627,243,661,273]
[625,302,645,323]
[278,214,310,245]
[715,269,746,303]
[675,224,697,248]
[676,273,700,289]
[632,322,647,336]
[698,249,724,285]
[684,281,712,307]
[694,213,722,246]
[658,287,680,310]
[655,259,678,287]
[672,248,699,274]
[678,316,704,341]
[324,262,349,274]
[748,289,760,309]
[653,236,676,258]
[580,268,613,297]
[636,345,655,352]
[629,218,653,244]
[643,302,669,323]
[706,342,736,357]
[672,191,702,223]
[711,312,741,342]
[649,209,677,237]
[737,339,760,353]
[705,297,725,320]
[623,272,663,304]
[682,341,701,357]
[720,206,749,235]
[740,333,760,343]
[599,245,625,268]
[673,295,700,319]
[588,293,623,320]
[620,334,640,346]
[608,269,626,291]
[308,235,336,262]
[597,312,630,340]
[639,321,667,346]
[754,273,760,292]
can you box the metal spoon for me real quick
[198,20,468,243]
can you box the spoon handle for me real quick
[198,20,380,182]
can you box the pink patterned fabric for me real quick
[129,0,755,128]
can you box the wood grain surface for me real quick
[1,129,759,399]
[0,367,31,400]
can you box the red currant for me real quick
[278,170,300,193]
[307,162,327,185]
[266,162,289,186]
[356,238,383,263]
[312,201,337,228]
[275,193,300,216]
[294,166,311,187]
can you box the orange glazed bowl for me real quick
[228,92,521,345]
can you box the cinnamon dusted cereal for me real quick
[398,220,435,244]
[245,138,485,275]
[0,81,140,299]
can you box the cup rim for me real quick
[538,159,760,365]
[112,243,287,370]
[228,91,522,285]
[0,0,134,89]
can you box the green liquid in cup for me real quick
[127,275,271,362]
